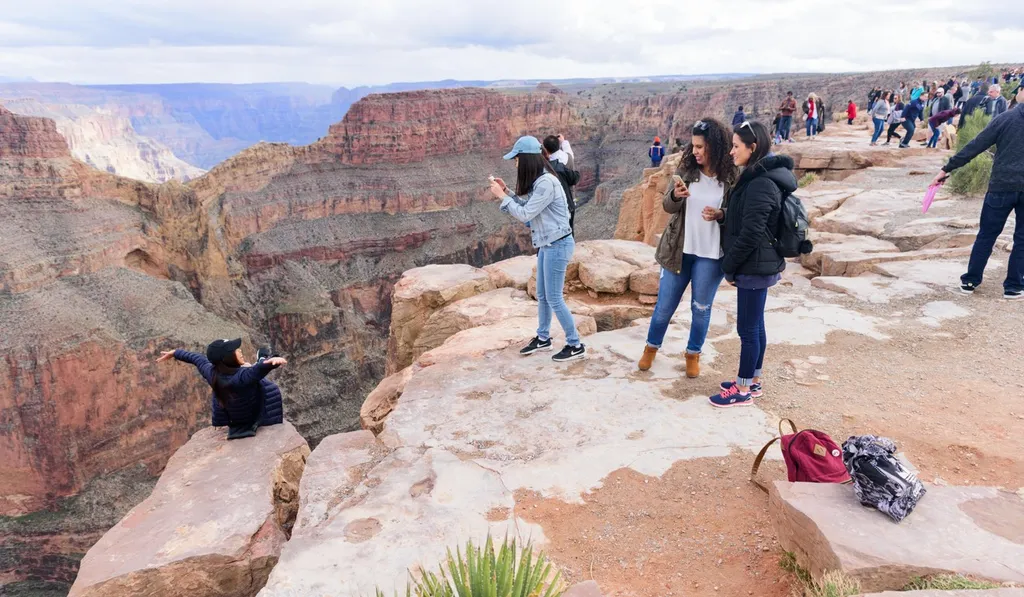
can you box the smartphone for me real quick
[672,175,687,189]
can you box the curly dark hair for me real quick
[676,117,738,189]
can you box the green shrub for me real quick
[903,574,1002,590]
[949,110,994,196]
[375,535,565,597]
[798,173,819,188]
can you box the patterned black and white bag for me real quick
[842,435,926,523]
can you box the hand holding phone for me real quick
[672,175,689,199]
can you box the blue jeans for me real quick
[899,120,916,147]
[536,235,580,346]
[736,288,768,386]
[962,191,1024,293]
[779,115,793,140]
[646,255,725,353]
[806,117,818,137]
[870,117,886,143]
[927,126,942,148]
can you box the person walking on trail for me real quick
[899,94,925,149]
[542,135,581,232]
[732,105,746,126]
[984,84,1009,118]
[778,92,797,142]
[869,91,891,146]
[884,95,905,145]
[710,121,795,408]
[158,338,288,440]
[490,136,586,361]
[847,99,857,125]
[638,118,738,378]
[649,137,666,167]
[933,85,1024,300]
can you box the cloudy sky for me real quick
[1,0,1021,86]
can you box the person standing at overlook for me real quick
[649,137,666,167]
[932,84,1024,300]
[847,99,857,125]
[637,118,738,378]
[490,136,586,361]
[803,93,820,138]
[710,121,795,407]
[542,135,580,232]
[777,92,797,142]
[732,105,746,126]
[884,95,905,145]
[869,91,890,146]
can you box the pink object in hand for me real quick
[922,184,939,213]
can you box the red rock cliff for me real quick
[0,104,70,159]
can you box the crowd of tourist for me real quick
[863,73,1020,149]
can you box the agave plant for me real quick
[375,535,565,597]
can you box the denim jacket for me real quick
[500,172,573,248]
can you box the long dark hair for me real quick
[211,352,243,408]
[733,121,771,170]
[515,153,558,196]
[677,118,737,188]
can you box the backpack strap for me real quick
[750,419,800,493]
[750,436,780,493]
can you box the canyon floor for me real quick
[68,125,1023,597]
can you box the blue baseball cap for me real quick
[503,136,543,160]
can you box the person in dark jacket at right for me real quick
[709,121,796,408]
[933,85,1024,300]
[158,338,288,439]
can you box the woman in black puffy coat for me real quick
[707,121,796,408]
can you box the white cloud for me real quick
[0,0,1021,85]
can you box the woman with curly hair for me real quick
[638,118,738,378]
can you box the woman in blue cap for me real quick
[489,136,585,362]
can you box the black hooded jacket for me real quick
[721,154,798,276]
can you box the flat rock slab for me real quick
[70,423,310,597]
[812,274,933,304]
[564,580,604,596]
[267,325,778,596]
[770,482,1024,593]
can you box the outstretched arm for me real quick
[161,349,215,384]
[235,357,287,386]
[933,113,1007,186]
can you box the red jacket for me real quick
[847,102,857,119]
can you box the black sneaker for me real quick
[960,282,977,294]
[520,337,553,356]
[552,344,586,362]
[1005,290,1023,300]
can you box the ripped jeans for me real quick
[646,254,725,354]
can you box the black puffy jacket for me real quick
[721,154,797,276]
[175,350,283,427]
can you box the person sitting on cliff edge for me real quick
[157,339,288,439]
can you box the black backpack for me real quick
[768,189,813,258]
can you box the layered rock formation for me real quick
[1,99,204,182]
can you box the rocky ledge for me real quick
[69,423,309,597]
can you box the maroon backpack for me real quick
[751,419,851,492]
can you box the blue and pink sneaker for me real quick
[720,380,763,398]
[710,383,754,408]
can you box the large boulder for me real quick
[359,367,416,434]
[69,423,310,597]
[483,255,536,291]
[385,264,495,373]
[769,482,1024,593]
[412,288,538,358]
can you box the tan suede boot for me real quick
[638,346,658,371]
[685,352,700,378]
